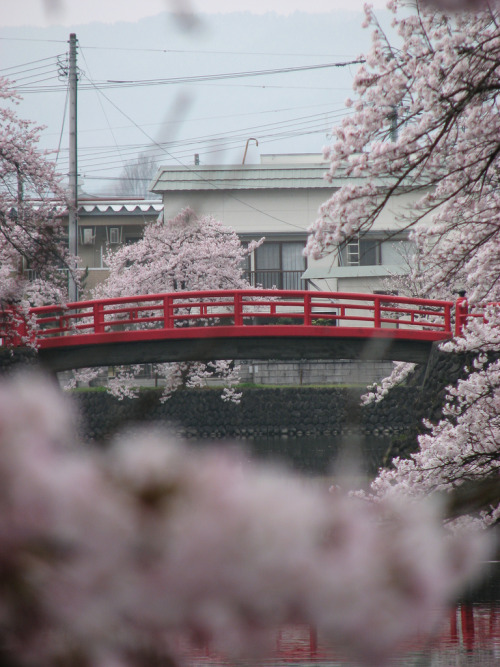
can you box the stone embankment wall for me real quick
[74,384,419,444]
[72,385,419,476]
[0,348,38,371]
[2,343,497,472]
[70,343,498,474]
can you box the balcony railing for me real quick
[244,270,305,290]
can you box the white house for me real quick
[150,154,414,295]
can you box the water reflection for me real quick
[182,601,500,666]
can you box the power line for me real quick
[99,59,364,88]
[0,62,61,78]
[0,36,67,44]
[0,53,65,72]
[0,35,357,60]
[78,46,130,185]
[13,70,61,85]
[14,58,363,94]
[55,107,351,172]
[70,107,346,154]
[54,84,69,169]
[80,44,358,58]
[77,81,315,231]
[57,118,344,173]
[41,100,340,138]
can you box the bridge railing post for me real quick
[93,303,104,334]
[373,296,381,328]
[163,295,173,329]
[455,297,468,337]
[444,302,452,336]
[234,292,242,326]
[303,292,311,325]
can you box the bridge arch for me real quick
[1,289,474,373]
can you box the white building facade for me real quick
[150,154,414,295]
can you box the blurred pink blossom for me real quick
[0,373,491,666]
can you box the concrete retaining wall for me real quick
[238,359,395,386]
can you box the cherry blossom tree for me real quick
[306,0,500,304]
[0,371,491,667]
[367,307,500,526]
[0,76,74,310]
[84,207,262,401]
[306,1,500,521]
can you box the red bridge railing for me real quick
[1,290,466,349]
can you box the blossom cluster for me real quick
[71,208,262,402]
[370,310,500,526]
[307,1,500,304]
[0,76,75,308]
[0,372,490,666]
[305,0,500,530]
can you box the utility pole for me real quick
[68,33,78,302]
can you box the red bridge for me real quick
[0,290,476,372]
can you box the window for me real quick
[254,241,306,289]
[108,227,121,244]
[340,237,381,266]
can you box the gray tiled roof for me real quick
[150,164,335,192]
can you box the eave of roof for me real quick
[79,201,163,214]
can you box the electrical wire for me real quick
[78,45,134,197]
[14,58,363,94]
[98,59,364,89]
[14,73,62,87]
[54,84,69,168]
[1,64,60,80]
[80,44,358,58]
[41,100,341,138]
[55,107,350,173]
[65,107,346,157]
[0,37,67,44]
[76,79,318,231]
[0,53,66,72]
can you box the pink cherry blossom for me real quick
[83,207,262,402]
[0,76,77,309]
[0,373,491,666]
[307,0,500,526]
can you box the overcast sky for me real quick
[1,0,388,26]
[0,1,393,195]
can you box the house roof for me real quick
[150,164,336,192]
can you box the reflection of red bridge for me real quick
[0,290,483,372]
[182,604,499,664]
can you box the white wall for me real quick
[162,189,330,236]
